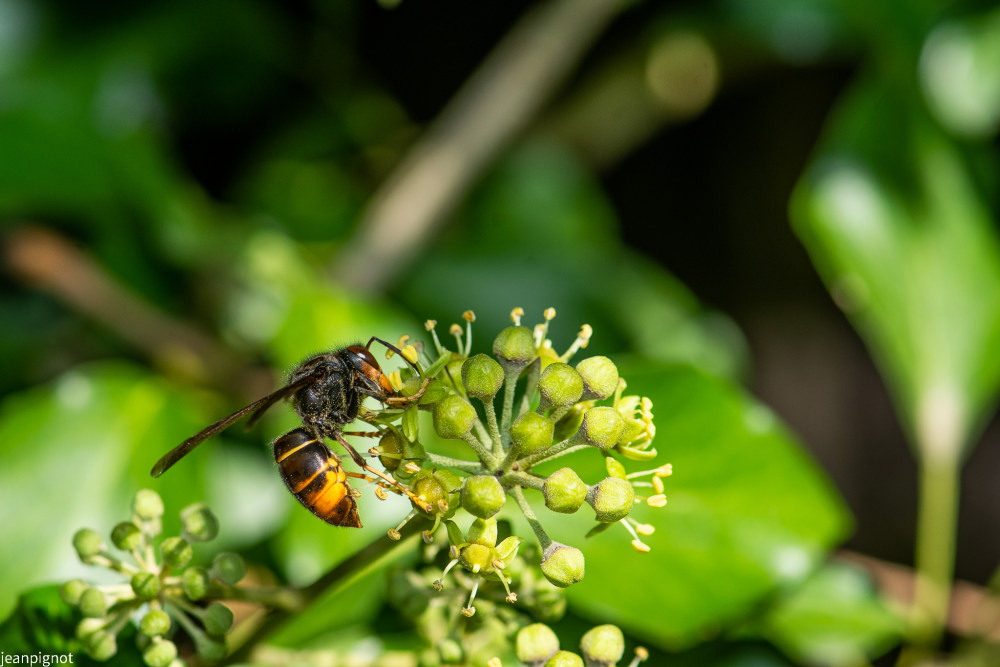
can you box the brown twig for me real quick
[3,225,271,395]
[331,0,633,293]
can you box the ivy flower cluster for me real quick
[372,308,671,616]
[60,489,288,666]
[509,622,647,667]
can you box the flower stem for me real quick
[516,440,587,470]
[425,452,483,473]
[206,584,305,613]
[502,470,546,492]
[511,486,551,551]
[500,369,519,433]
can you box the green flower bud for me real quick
[142,638,177,667]
[111,521,143,551]
[510,412,554,455]
[516,623,560,666]
[532,580,568,623]
[182,566,210,600]
[540,543,585,588]
[133,489,164,520]
[79,587,107,618]
[213,552,247,585]
[545,650,584,667]
[459,543,493,574]
[543,468,587,514]
[576,407,625,450]
[466,516,498,548]
[160,536,192,568]
[204,602,234,636]
[377,429,404,471]
[438,637,465,664]
[492,326,536,371]
[180,503,219,542]
[131,571,161,598]
[432,394,478,440]
[83,630,117,661]
[194,634,227,661]
[575,356,619,400]
[462,354,504,399]
[139,609,172,637]
[538,363,584,408]
[59,579,87,606]
[413,469,462,515]
[73,528,105,561]
[579,624,625,666]
[75,618,105,641]
[461,475,506,519]
[590,477,635,522]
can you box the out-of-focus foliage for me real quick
[1,0,998,665]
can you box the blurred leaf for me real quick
[920,6,1000,139]
[0,584,144,667]
[0,362,212,618]
[719,0,856,64]
[0,586,76,654]
[526,362,851,649]
[753,560,903,665]
[791,77,1000,456]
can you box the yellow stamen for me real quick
[424,320,437,331]
[631,539,651,553]
[463,310,476,322]
[646,494,668,507]
[510,307,524,325]
[386,370,403,392]
[401,344,419,366]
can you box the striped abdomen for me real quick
[273,428,361,528]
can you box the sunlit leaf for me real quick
[525,362,851,648]
[791,78,1000,456]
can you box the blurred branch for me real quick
[332,0,632,293]
[3,226,270,394]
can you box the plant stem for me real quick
[511,486,551,551]
[516,440,587,470]
[424,452,483,473]
[222,521,426,665]
[907,453,960,654]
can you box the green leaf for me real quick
[0,586,77,654]
[0,362,212,619]
[920,7,1000,139]
[543,363,850,648]
[753,560,904,665]
[791,77,1000,457]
